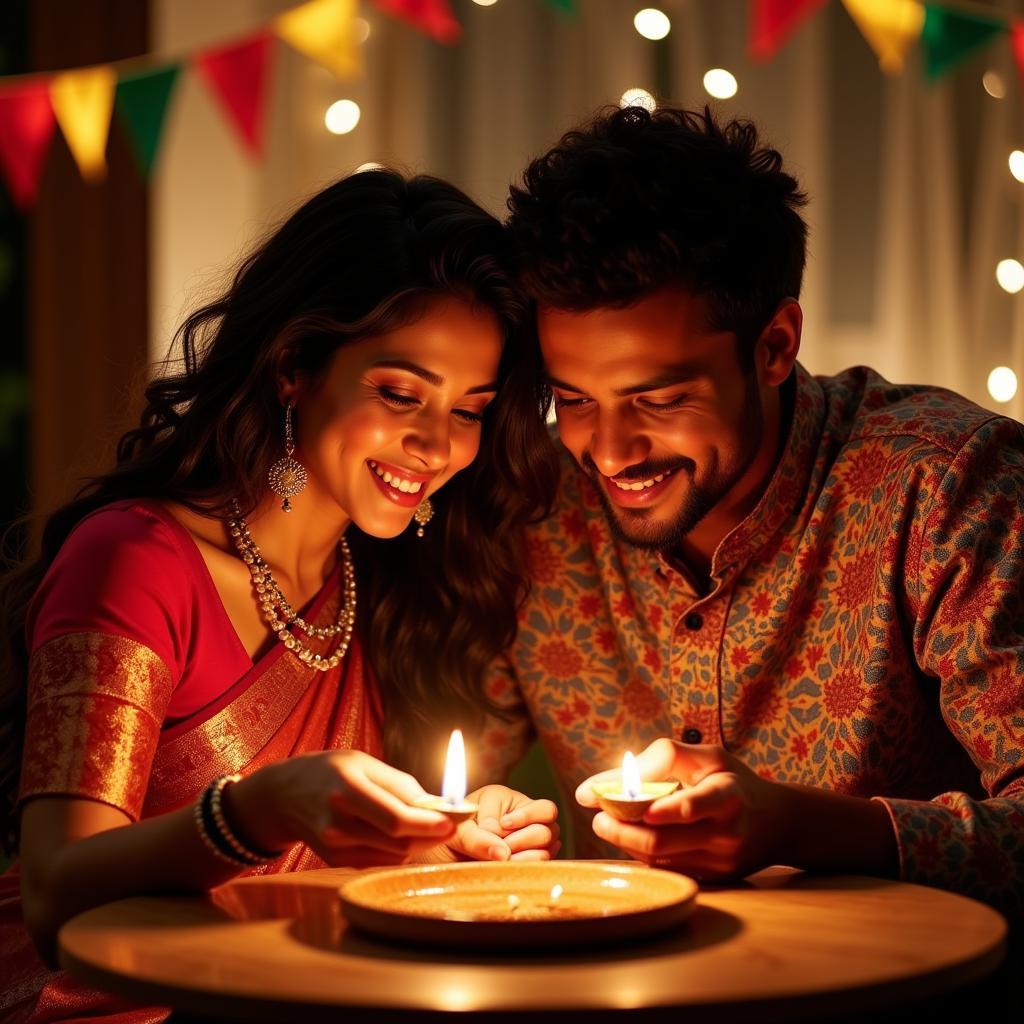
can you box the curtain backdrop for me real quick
[152,0,1024,420]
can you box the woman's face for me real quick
[293,295,503,537]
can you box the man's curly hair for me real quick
[507,105,809,351]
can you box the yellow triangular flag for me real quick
[841,0,925,75]
[276,0,361,80]
[50,65,117,182]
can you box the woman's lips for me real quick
[367,459,431,508]
[601,467,679,508]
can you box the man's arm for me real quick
[871,415,1024,916]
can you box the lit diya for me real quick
[591,750,680,822]
[413,729,478,824]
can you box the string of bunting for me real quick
[0,0,1018,212]
[755,0,1023,80]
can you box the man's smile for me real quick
[599,465,685,509]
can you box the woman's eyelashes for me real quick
[378,386,419,408]
[376,385,485,424]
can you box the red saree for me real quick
[0,501,382,1023]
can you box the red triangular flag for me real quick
[195,31,274,158]
[749,0,828,61]
[373,0,462,45]
[0,80,56,210]
[1010,20,1024,85]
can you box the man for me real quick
[485,105,1023,917]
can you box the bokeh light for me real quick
[704,68,738,100]
[325,99,361,135]
[987,366,1018,403]
[634,9,670,41]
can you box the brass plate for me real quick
[339,860,697,949]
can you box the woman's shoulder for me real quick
[27,500,203,672]
[48,499,204,589]
[70,498,193,551]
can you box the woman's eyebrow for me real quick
[372,359,496,394]
[371,359,444,386]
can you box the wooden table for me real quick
[58,864,1008,1023]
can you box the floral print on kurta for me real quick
[481,363,1024,917]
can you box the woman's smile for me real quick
[367,459,434,507]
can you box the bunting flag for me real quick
[1011,21,1024,87]
[276,0,360,79]
[749,0,828,62]
[115,65,180,177]
[7,0,1024,212]
[195,32,274,158]
[373,0,462,45]
[921,3,1003,81]
[0,81,55,210]
[50,65,117,182]
[841,0,924,75]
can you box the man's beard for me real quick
[581,380,764,552]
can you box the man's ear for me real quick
[756,299,802,387]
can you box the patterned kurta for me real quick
[481,363,1024,917]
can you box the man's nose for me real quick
[588,409,651,478]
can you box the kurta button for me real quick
[684,612,703,631]
[683,728,703,744]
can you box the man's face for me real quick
[539,287,764,550]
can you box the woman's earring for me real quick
[413,498,433,538]
[268,401,307,512]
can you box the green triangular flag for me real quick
[921,4,1004,81]
[543,0,577,16]
[115,64,180,177]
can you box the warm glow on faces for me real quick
[539,288,765,550]
[293,296,501,538]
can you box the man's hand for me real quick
[576,737,791,880]
[430,785,561,863]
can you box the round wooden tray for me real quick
[338,860,698,949]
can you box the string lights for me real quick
[981,70,1005,98]
[995,259,1024,295]
[353,17,371,44]
[633,8,671,41]
[620,88,656,112]
[987,367,1019,403]
[703,68,738,99]
[325,99,361,135]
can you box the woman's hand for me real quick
[425,785,561,863]
[228,749,455,868]
[576,738,790,880]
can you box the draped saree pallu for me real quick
[0,509,382,1024]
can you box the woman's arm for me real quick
[18,750,457,967]
[19,795,244,967]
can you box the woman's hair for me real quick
[507,105,809,359]
[0,170,558,851]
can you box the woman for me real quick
[0,169,560,1022]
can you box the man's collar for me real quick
[705,362,824,578]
